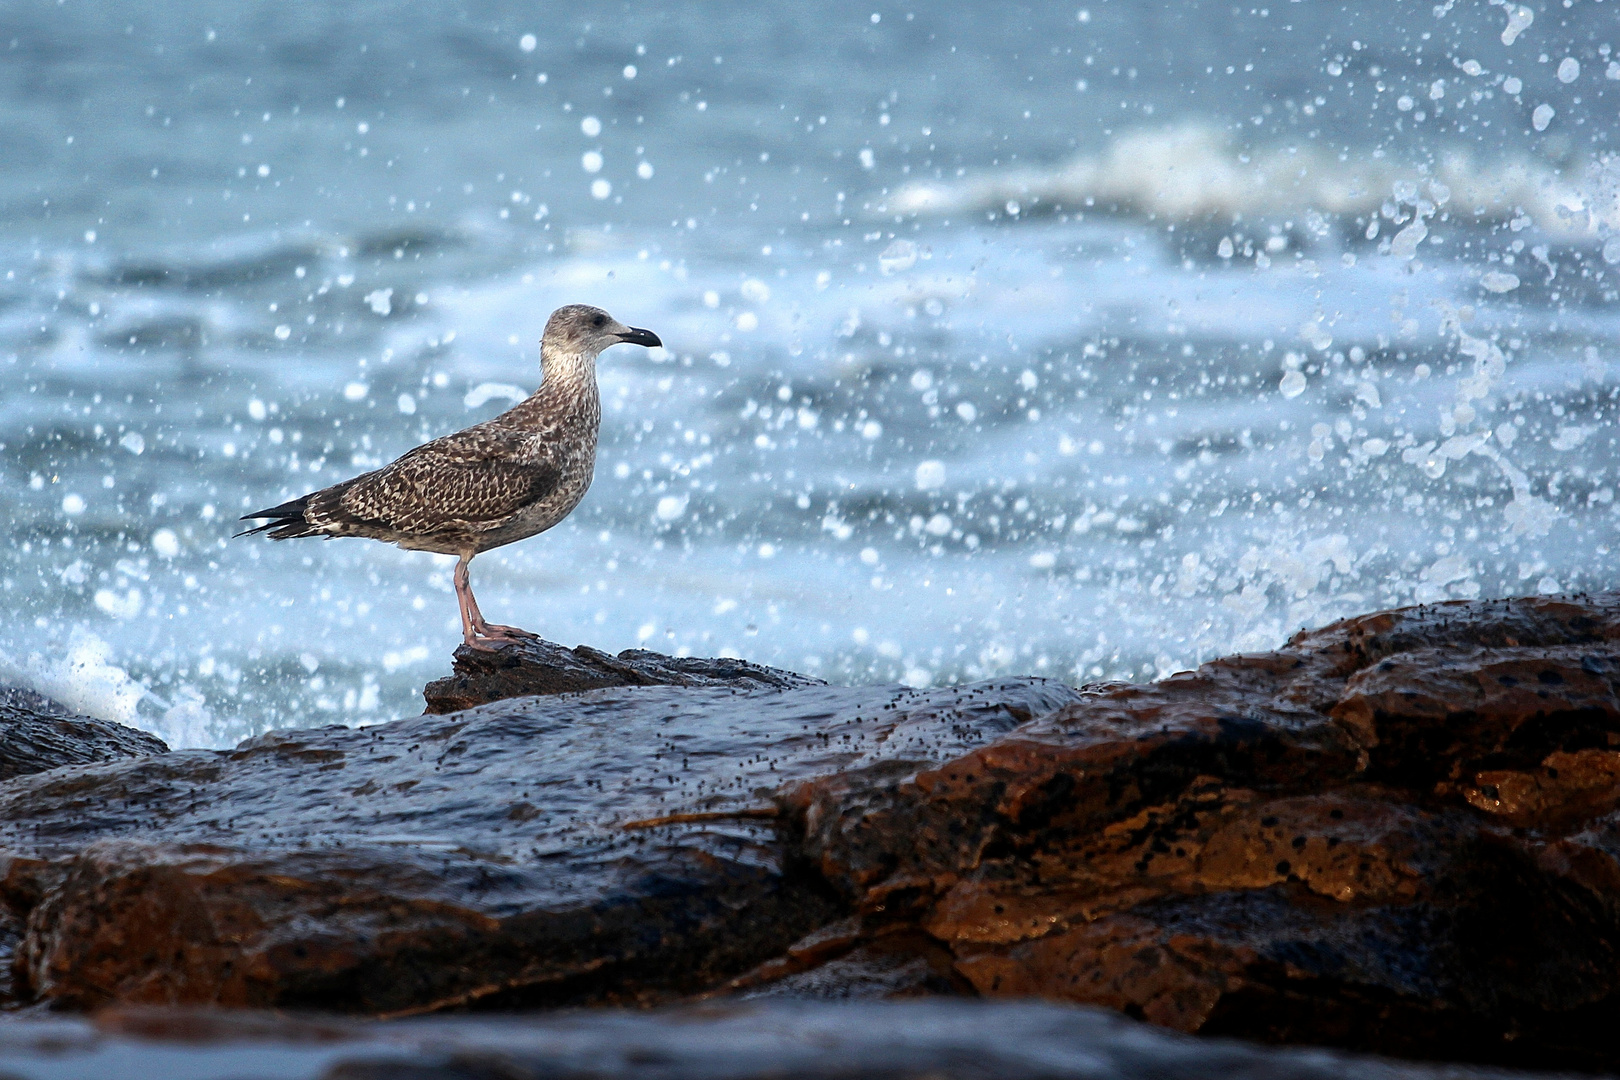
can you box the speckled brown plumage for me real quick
[238,304,662,648]
[256,403,587,554]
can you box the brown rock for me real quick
[0,675,1080,1014]
[7,596,1620,1071]
[760,594,1620,1071]
[1333,646,1620,773]
[422,639,822,714]
[0,691,168,1008]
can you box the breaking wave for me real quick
[889,124,1620,239]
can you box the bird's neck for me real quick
[511,348,599,424]
[539,346,597,393]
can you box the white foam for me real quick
[888,124,1617,238]
[1421,308,1559,539]
[0,629,148,727]
[157,686,217,749]
[0,629,219,748]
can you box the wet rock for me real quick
[764,594,1620,1071]
[422,640,823,714]
[0,686,77,715]
[6,596,1620,1071]
[0,675,1079,1014]
[0,906,18,1008]
[0,999,1570,1080]
[0,690,168,1007]
[0,690,168,783]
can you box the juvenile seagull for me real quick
[238,304,661,649]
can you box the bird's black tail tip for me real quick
[235,495,315,540]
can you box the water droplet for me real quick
[879,239,918,274]
[914,460,946,490]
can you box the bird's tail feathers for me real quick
[235,495,323,540]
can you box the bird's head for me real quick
[541,304,662,361]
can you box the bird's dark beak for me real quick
[617,326,662,348]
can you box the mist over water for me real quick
[3,1,1618,747]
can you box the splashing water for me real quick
[1,2,1616,745]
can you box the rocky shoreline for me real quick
[2,593,1619,1077]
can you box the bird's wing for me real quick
[308,428,562,535]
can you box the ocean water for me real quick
[2,0,1618,747]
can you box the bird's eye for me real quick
[592,314,606,328]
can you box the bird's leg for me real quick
[465,586,540,642]
[452,554,481,645]
[454,554,537,648]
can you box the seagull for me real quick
[238,304,662,649]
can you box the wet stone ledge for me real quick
[0,669,1080,1016]
[2,595,1620,1073]
[0,687,168,783]
[421,638,823,714]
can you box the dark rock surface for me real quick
[0,689,168,1007]
[0,686,77,715]
[764,594,1620,1071]
[4,596,1620,1073]
[0,1000,1571,1080]
[0,675,1079,1014]
[0,690,168,783]
[422,640,821,714]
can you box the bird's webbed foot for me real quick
[462,621,540,650]
[482,622,539,640]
